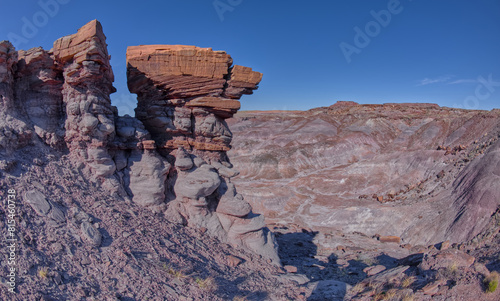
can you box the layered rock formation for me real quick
[127,44,261,151]
[125,44,278,263]
[53,20,117,178]
[0,20,279,264]
[228,103,500,248]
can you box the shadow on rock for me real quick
[216,276,269,301]
[275,229,350,300]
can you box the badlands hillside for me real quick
[228,102,500,246]
[1,19,500,301]
[228,102,500,299]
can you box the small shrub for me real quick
[164,264,186,279]
[195,276,217,292]
[383,289,397,300]
[350,282,366,295]
[438,261,460,280]
[368,280,383,292]
[171,270,186,279]
[447,261,458,275]
[372,291,385,301]
[401,275,416,288]
[486,281,498,293]
[401,291,415,301]
[357,254,378,266]
[484,271,500,293]
[38,267,49,279]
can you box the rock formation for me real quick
[0,20,280,265]
[126,44,278,263]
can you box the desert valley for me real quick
[0,20,499,301]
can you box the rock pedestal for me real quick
[126,44,279,264]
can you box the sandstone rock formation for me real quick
[127,44,261,151]
[126,44,278,263]
[53,20,117,178]
[8,20,117,178]
[3,20,500,301]
[0,20,280,265]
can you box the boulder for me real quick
[80,221,102,247]
[24,190,51,216]
[128,150,170,208]
[363,265,386,276]
[174,165,221,200]
[379,236,401,244]
[226,255,242,267]
[216,182,252,217]
[174,147,193,171]
[284,265,298,273]
[24,190,65,223]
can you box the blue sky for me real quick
[1,0,499,115]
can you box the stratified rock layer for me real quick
[54,20,117,177]
[227,103,500,248]
[127,45,262,151]
[3,20,117,178]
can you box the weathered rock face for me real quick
[0,40,33,149]
[0,20,280,265]
[15,47,65,148]
[127,45,261,151]
[53,20,117,177]
[2,20,117,177]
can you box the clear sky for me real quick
[1,0,499,115]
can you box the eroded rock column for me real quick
[126,45,280,264]
[52,20,117,177]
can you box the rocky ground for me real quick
[2,143,500,300]
[0,146,302,300]
[274,223,500,300]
